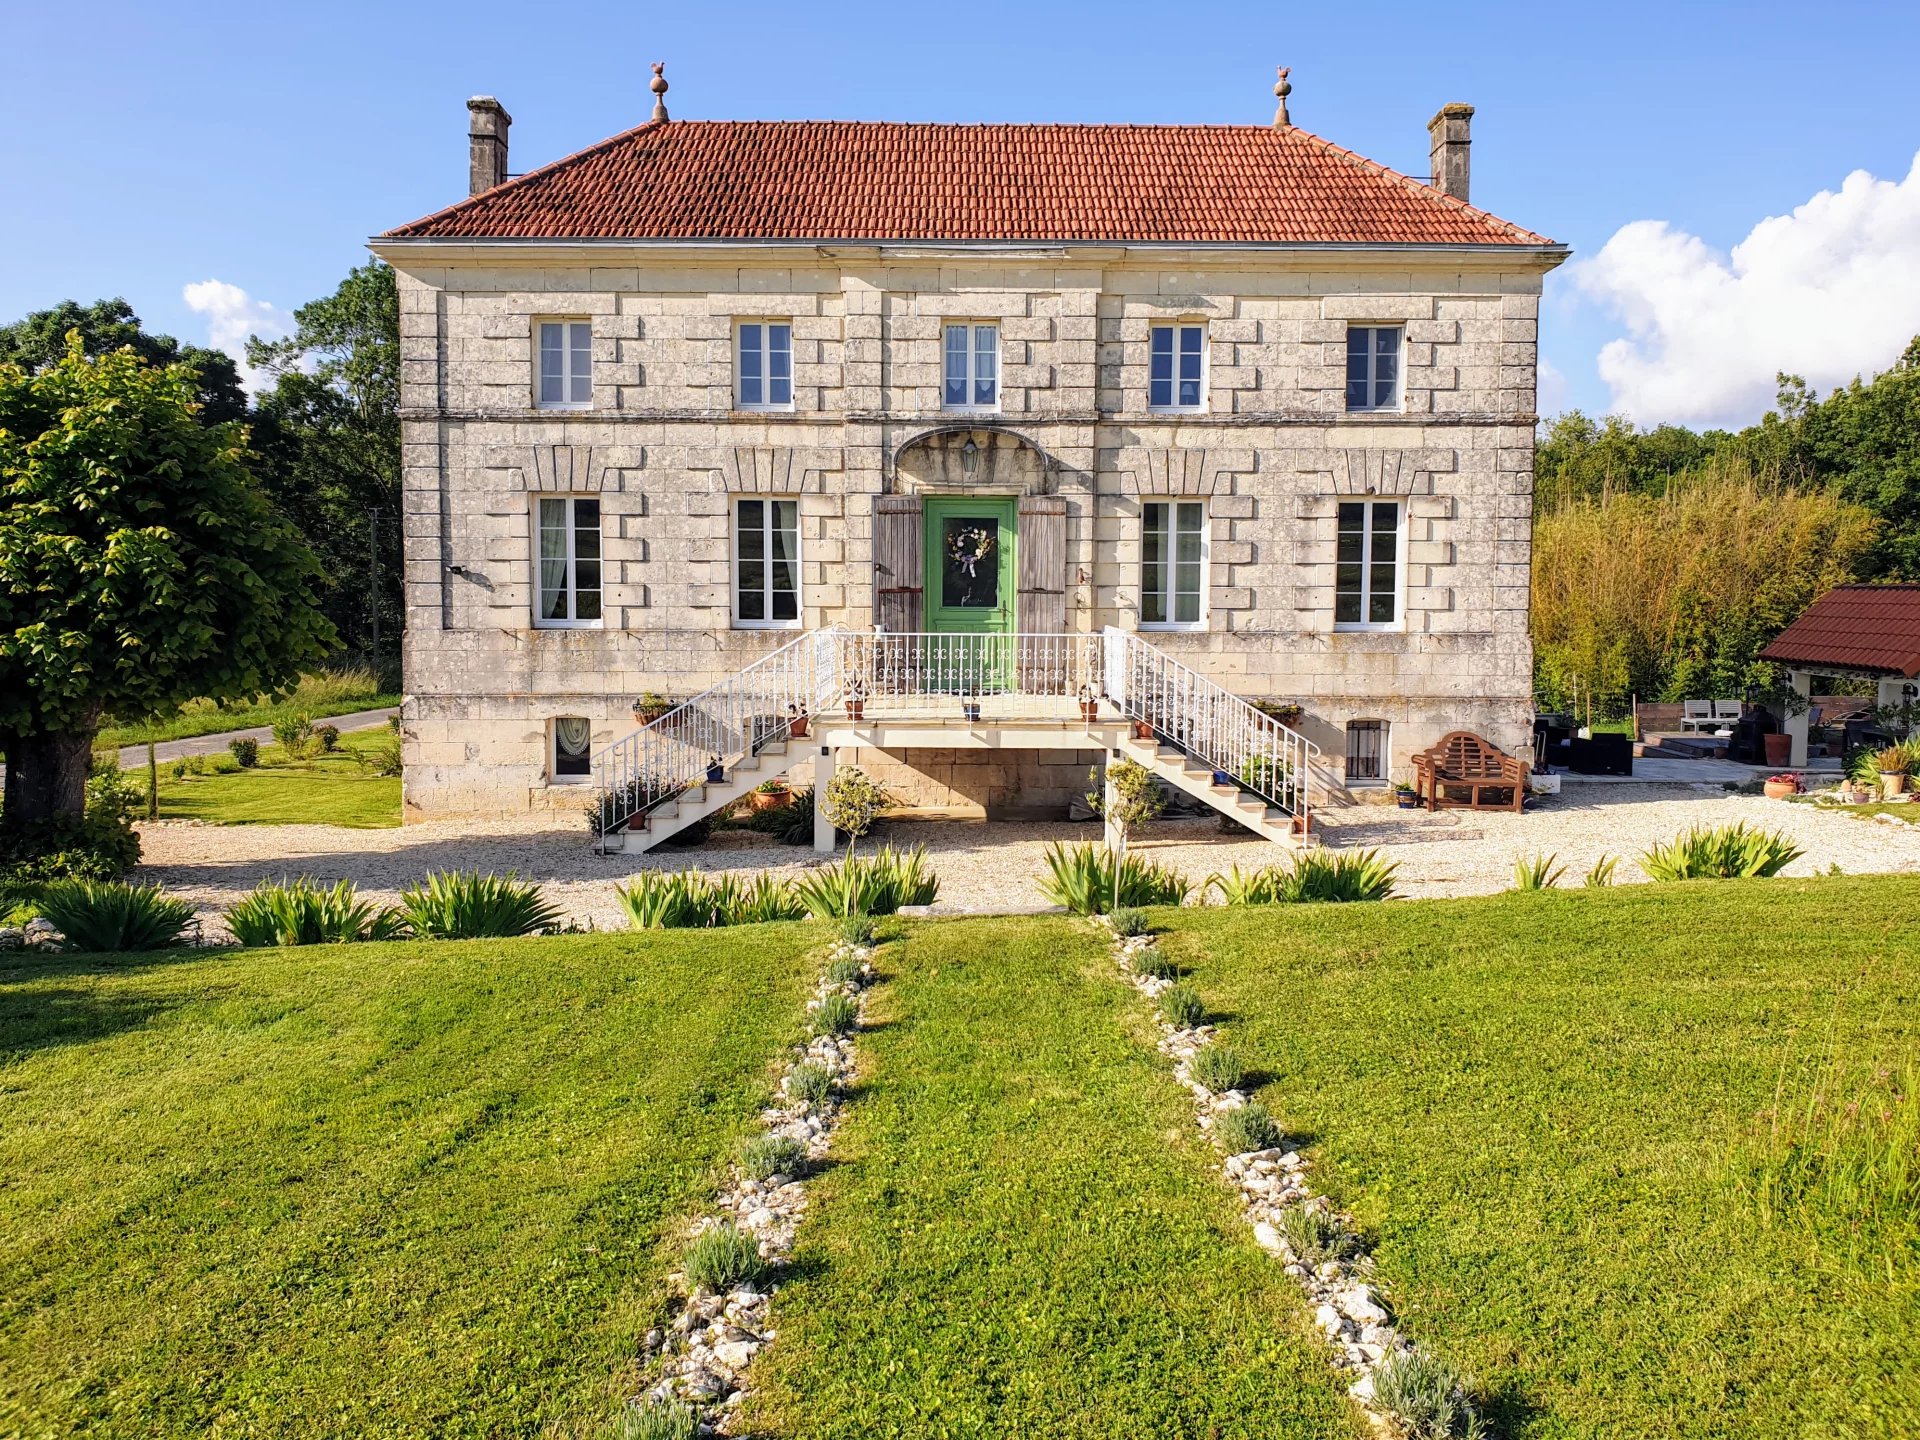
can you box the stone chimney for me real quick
[1427,103,1472,203]
[468,96,512,196]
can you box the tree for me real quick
[248,263,402,654]
[1089,757,1165,910]
[0,337,335,835]
[821,766,890,858]
[0,297,248,424]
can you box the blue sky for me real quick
[5,0,1918,426]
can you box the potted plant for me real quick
[1253,699,1305,730]
[1077,685,1101,724]
[844,671,867,721]
[749,778,791,812]
[786,702,809,739]
[1763,772,1801,801]
[705,754,726,784]
[1394,781,1419,809]
[633,691,672,726]
[1875,746,1909,799]
[961,687,982,723]
[1131,718,1155,741]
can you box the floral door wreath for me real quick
[947,524,996,578]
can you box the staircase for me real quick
[590,627,1319,853]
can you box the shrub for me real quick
[1370,1350,1485,1440]
[1584,854,1618,888]
[369,733,404,777]
[224,877,406,946]
[1188,1044,1245,1093]
[837,913,877,947]
[272,714,316,761]
[774,785,816,845]
[1038,842,1190,915]
[1213,1101,1280,1155]
[726,872,806,924]
[1131,944,1178,980]
[617,871,712,929]
[824,953,865,986]
[1206,849,1398,906]
[793,845,938,918]
[1511,852,1566,891]
[739,1132,808,1182]
[785,1061,834,1108]
[821,765,891,848]
[682,1222,769,1293]
[228,737,260,768]
[314,723,341,753]
[611,1398,699,1440]
[397,871,562,939]
[1276,1204,1357,1265]
[1108,907,1150,937]
[1159,982,1205,1028]
[36,880,195,952]
[0,803,141,885]
[1207,863,1285,906]
[169,759,189,781]
[1640,823,1803,881]
[810,991,859,1037]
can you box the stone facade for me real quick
[372,241,1559,821]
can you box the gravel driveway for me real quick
[134,784,1919,932]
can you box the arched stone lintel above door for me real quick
[887,423,1059,496]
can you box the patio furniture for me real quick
[1411,731,1529,813]
[1679,699,1716,731]
[1711,699,1745,724]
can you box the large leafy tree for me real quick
[0,338,335,829]
[0,297,248,424]
[248,263,402,653]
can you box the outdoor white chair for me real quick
[1679,699,1715,731]
[1711,700,1744,724]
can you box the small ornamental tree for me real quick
[0,336,334,844]
[1088,757,1167,911]
[821,765,890,858]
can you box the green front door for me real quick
[924,497,1016,635]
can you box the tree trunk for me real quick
[1,726,97,831]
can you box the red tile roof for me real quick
[1759,584,1920,677]
[383,120,1553,246]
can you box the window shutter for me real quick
[874,493,923,632]
[1017,495,1068,634]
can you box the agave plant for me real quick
[616,870,709,929]
[398,871,564,939]
[724,872,807,924]
[792,845,939,918]
[1207,849,1398,906]
[1205,863,1285,906]
[1640,823,1803,881]
[1510,852,1566,892]
[1037,842,1191,916]
[1584,854,1619,888]
[224,877,407,946]
[35,881,196,953]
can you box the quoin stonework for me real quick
[369,67,1566,827]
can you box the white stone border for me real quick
[1099,917,1458,1427]
[625,937,878,1434]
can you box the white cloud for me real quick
[181,279,292,392]
[1536,355,1571,417]
[1572,152,1920,428]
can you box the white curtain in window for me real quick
[554,717,592,757]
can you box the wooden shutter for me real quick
[1017,495,1068,634]
[873,493,923,633]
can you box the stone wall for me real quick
[380,245,1553,821]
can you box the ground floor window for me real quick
[1345,718,1387,784]
[1335,500,1401,628]
[1141,500,1205,627]
[535,496,602,627]
[734,498,800,626]
[552,716,592,782]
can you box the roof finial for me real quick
[650,62,670,123]
[1273,66,1292,129]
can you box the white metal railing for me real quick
[836,631,1105,716]
[1103,627,1318,820]
[590,630,842,839]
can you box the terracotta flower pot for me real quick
[1079,701,1101,722]
[845,699,865,721]
[788,714,809,738]
[1879,772,1908,798]
[1762,732,1792,768]
[749,788,790,812]
[1763,778,1798,800]
[1132,720,1153,741]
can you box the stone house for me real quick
[369,68,1566,845]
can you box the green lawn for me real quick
[96,671,397,749]
[1169,877,1920,1439]
[0,926,819,1439]
[154,729,399,827]
[739,917,1358,1440]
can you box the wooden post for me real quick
[146,742,158,821]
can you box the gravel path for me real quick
[134,784,1920,932]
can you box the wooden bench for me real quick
[1410,731,1529,813]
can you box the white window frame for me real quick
[1139,500,1208,630]
[1343,718,1389,787]
[735,320,794,411]
[533,495,603,630]
[1148,322,1208,412]
[942,323,1000,412]
[1345,325,1403,413]
[551,716,593,785]
[536,319,593,410]
[731,496,803,630]
[1333,499,1405,632]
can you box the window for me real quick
[1344,719,1387,785]
[537,321,592,409]
[734,497,800,627]
[1334,500,1400,629]
[552,717,592,783]
[1149,323,1206,410]
[943,323,999,410]
[736,321,793,409]
[1345,325,1401,412]
[535,496,602,627]
[1141,501,1206,628]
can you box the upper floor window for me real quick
[1345,325,1401,412]
[1334,500,1400,629]
[736,321,793,409]
[538,321,592,409]
[734,497,800,627]
[1141,500,1206,628]
[551,717,593,784]
[1149,323,1206,410]
[535,496,601,627]
[943,323,999,410]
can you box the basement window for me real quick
[552,717,592,783]
[1345,719,1387,786]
